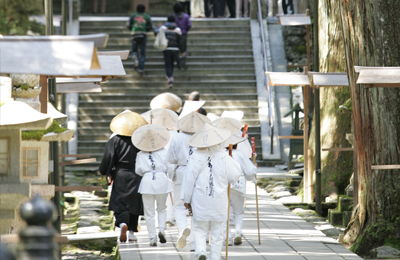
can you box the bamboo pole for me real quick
[251,137,261,245]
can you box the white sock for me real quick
[120,223,127,229]
[129,231,134,236]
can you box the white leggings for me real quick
[142,194,168,239]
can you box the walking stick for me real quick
[226,144,233,260]
[251,137,261,245]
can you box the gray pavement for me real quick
[118,176,363,260]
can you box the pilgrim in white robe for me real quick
[225,149,257,239]
[166,132,195,235]
[182,147,241,260]
[136,148,173,240]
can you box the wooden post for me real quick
[308,149,314,202]
[306,9,311,71]
[303,82,309,203]
[40,75,48,113]
[251,137,261,245]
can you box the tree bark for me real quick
[339,0,400,255]
[308,0,352,201]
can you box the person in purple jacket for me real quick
[174,3,192,70]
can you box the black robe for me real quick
[99,135,144,217]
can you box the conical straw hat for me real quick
[206,112,220,122]
[187,123,231,148]
[221,110,244,121]
[179,100,206,119]
[212,117,242,134]
[177,111,211,134]
[219,134,246,148]
[0,100,52,130]
[141,108,178,129]
[110,111,148,136]
[131,124,170,152]
[150,92,182,112]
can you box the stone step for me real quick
[118,74,256,81]
[99,86,257,94]
[79,92,257,101]
[101,79,255,86]
[79,23,249,34]
[139,55,254,63]
[79,19,250,27]
[83,30,251,38]
[108,33,252,42]
[77,119,260,128]
[79,99,258,108]
[78,113,261,121]
[122,62,254,69]
[123,68,255,76]
[78,106,260,115]
[101,42,252,50]
[107,37,252,45]
[132,50,254,57]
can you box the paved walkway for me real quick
[118,176,363,260]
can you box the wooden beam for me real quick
[278,136,304,139]
[322,147,354,152]
[371,165,400,170]
[59,154,91,158]
[363,83,400,88]
[59,158,96,166]
[40,75,48,113]
[1,234,68,244]
[55,186,102,192]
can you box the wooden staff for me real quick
[226,144,233,260]
[251,137,261,245]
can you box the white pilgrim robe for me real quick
[236,131,252,158]
[136,148,173,194]
[230,149,257,195]
[166,132,194,184]
[182,147,241,221]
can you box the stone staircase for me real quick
[72,17,275,171]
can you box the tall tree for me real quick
[339,0,400,256]
[308,0,353,200]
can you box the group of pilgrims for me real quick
[99,92,257,260]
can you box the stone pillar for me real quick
[17,195,58,260]
[250,0,268,19]
[10,74,41,112]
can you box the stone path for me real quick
[118,178,364,260]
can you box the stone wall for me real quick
[283,26,309,71]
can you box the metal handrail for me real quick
[256,0,274,154]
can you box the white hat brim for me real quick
[179,100,206,119]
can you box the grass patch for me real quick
[22,120,68,141]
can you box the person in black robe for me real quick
[99,134,143,242]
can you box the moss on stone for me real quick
[22,120,68,141]
[20,84,29,90]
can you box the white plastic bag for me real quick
[154,28,168,50]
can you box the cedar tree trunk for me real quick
[339,0,400,256]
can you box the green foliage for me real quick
[22,120,68,141]
[0,0,44,35]
[20,84,29,90]
[292,45,307,54]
